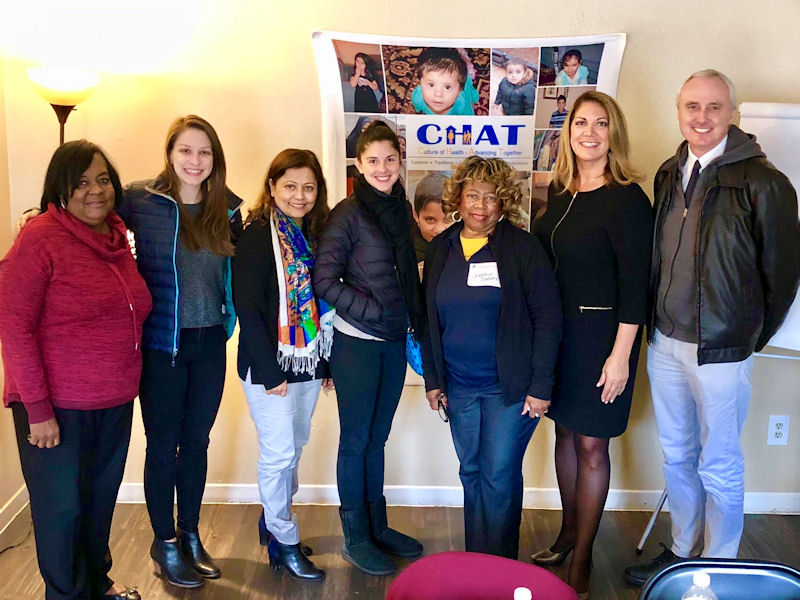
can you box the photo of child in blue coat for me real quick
[411,47,479,115]
[492,57,536,116]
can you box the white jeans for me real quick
[647,330,753,559]
[241,370,321,544]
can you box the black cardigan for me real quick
[420,220,563,405]
[231,218,328,388]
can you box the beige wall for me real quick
[0,1,798,512]
[0,57,28,539]
[0,61,11,253]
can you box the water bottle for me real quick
[680,571,718,600]
[513,587,532,600]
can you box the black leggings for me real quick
[139,325,226,540]
[329,332,406,511]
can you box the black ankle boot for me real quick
[340,507,395,576]
[267,537,325,580]
[258,508,313,556]
[150,538,205,588]
[177,528,221,579]
[368,497,423,557]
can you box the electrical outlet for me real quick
[767,415,790,446]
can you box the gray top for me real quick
[655,167,706,343]
[176,202,226,329]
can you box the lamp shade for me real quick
[27,67,99,106]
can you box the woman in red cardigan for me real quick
[0,140,152,600]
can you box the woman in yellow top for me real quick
[420,156,562,559]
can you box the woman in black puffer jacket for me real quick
[313,121,424,576]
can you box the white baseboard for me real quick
[0,484,30,549]
[117,483,800,514]
[739,492,800,514]
[0,484,28,533]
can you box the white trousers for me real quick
[241,371,321,545]
[647,330,752,559]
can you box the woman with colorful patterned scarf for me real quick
[232,149,334,580]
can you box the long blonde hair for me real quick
[551,91,641,194]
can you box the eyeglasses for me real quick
[437,395,449,423]
[463,194,500,207]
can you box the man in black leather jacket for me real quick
[625,69,800,586]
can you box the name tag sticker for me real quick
[467,262,501,288]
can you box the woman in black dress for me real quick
[532,91,652,599]
[350,53,380,113]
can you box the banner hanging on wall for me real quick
[313,31,627,227]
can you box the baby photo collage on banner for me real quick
[314,32,625,230]
[320,34,623,229]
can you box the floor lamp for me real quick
[27,67,99,146]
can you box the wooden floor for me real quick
[1,504,798,600]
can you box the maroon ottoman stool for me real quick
[386,551,578,600]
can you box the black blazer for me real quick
[420,219,563,405]
[231,218,328,388]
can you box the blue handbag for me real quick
[406,333,423,375]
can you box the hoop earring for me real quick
[452,211,462,222]
[498,214,505,222]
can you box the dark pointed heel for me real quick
[267,538,281,571]
[259,508,313,555]
[267,537,325,580]
[258,508,272,546]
